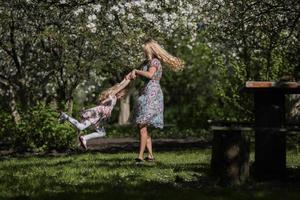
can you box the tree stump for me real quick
[211,129,250,185]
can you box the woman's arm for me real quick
[134,67,157,79]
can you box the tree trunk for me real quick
[118,94,130,125]
[67,97,73,115]
[8,86,21,124]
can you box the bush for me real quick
[0,111,16,149]
[0,104,76,152]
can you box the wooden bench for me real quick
[209,119,300,185]
[209,121,252,185]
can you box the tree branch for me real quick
[9,19,22,75]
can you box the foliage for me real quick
[10,104,75,152]
[203,0,300,80]
[1,0,300,145]
[0,112,16,148]
[0,150,299,199]
[0,0,203,120]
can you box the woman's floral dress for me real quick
[134,58,164,129]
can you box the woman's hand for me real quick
[125,69,137,80]
[131,69,137,79]
[125,72,132,80]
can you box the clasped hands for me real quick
[125,69,137,80]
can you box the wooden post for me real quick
[253,91,286,180]
[211,128,250,185]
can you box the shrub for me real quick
[10,104,76,152]
[0,111,16,149]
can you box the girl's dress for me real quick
[61,95,117,142]
[134,58,164,129]
[80,95,117,129]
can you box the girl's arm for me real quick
[100,97,111,105]
[100,95,115,104]
[109,95,117,107]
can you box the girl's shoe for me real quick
[79,136,88,150]
[96,127,106,137]
[58,112,68,123]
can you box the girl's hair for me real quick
[143,38,184,71]
[98,80,130,103]
[98,87,115,103]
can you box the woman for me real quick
[126,38,184,162]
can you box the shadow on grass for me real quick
[4,174,300,200]
[1,152,300,200]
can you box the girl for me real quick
[126,38,184,162]
[59,79,130,150]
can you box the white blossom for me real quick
[125,2,132,9]
[143,13,156,22]
[162,13,169,20]
[148,1,157,9]
[93,4,102,12]
[170,12,178,21]
[119,7,126,15]
[127,13,134,20]
[74,8,83,16]
[107,13,115,21]
[111,5,119,12]
[88,14,97,21]
[86,22,97,33]
[187,44,193,50]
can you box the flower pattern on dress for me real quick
[134,58,164,129]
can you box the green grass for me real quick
[0,149,299,200]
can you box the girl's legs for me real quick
[138,124,148,160]
[82,127,106,141]
[60,112,91,131]
[80,128,106,150]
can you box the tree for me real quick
[0,0,205,125]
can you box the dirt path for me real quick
[0,137,210,156]
[87,137,210,152]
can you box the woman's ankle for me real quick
[148,154,154,159]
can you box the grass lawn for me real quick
[0,149,299,200]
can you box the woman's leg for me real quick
[146,136,154,159]
[138,124,148,160]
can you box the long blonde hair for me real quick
[143,38,184,71]
[98,79,131,103]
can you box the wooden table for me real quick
[244,81,300,180]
